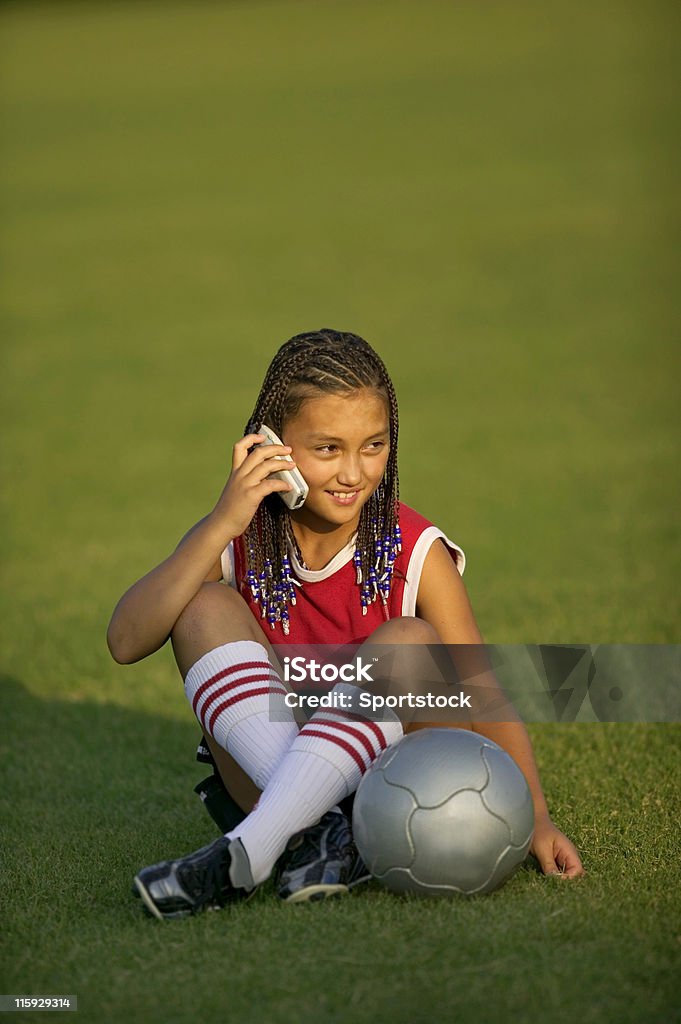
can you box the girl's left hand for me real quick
[530,816,585,878]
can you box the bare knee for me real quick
[368,615,441,646]
[172,582,266,677]
[360,616,456,709]
[173,582,243,636]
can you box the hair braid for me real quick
[242,329,401,634]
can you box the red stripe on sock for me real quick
[196,675,280,733]
[297,727,367,775]
[207,685,287,736]
[196,671,282,728]
[192,667,280,716]
[190,661,274,715]
[316,709,391,752]
[305,715,379,763]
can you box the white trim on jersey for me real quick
[221,535,357,585]
[400,527,466,617]
[220,541,237,587]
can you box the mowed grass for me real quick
[1,1,679,1021]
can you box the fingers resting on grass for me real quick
[530,819,585,878]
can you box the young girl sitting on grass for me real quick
[107,328,583,919]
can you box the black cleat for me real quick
[133,836,254,920]
[277,809,371,903]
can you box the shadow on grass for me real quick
[0,674,219,920]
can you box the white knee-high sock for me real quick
[184,640,299,790]
[227,684,403,884]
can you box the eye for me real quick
[363,440,387,452]
[316,444,338,454]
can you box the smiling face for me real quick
[281,388,390,534]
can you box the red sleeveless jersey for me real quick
[223,503,465,647]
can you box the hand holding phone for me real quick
[258,424,309,510]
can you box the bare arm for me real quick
[106,515,226,664]
[106,434,296,665]
[415,539,584,877]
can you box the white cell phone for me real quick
[258,424,309,510]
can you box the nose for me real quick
[336,453,362,487]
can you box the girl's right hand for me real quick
[210,433,295,539]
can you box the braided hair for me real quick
[243,328,401,634]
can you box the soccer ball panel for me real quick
[410,790,512,893]
[371,739,404,772]
[479,842,531,894]
[381,728,488,806]
[353,772,417,877]
[480,744,535,847]
[376,868,466,898]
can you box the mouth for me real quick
[326,490,361,506]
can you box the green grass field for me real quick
[1,1,679,1021]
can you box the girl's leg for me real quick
[225,682,402,885]
[357,616,473,733]
[171,582,297,799]
[135,601,404,916]
[171,583,403,878]
[171,580,278,677]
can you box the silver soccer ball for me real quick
[352,728,534,896]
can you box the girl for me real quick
[107,329,583,919]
